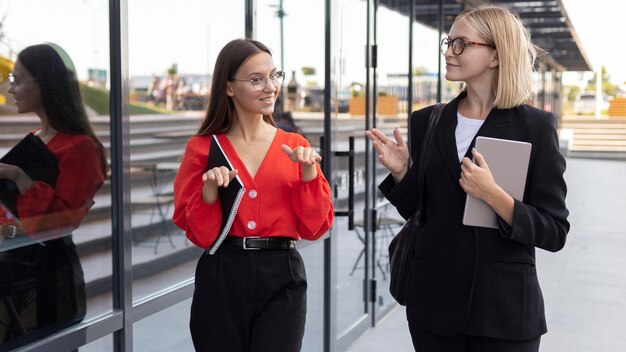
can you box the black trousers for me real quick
[190,244,307,352]
[410,329,541,352]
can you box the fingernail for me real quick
[472,147,477,153]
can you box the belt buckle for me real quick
[242,236,261,250]
[1,225,18,238]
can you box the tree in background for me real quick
[563,85,580,102]
[301,66,317,87]
[413,66,428,76]
[585,66,619,97]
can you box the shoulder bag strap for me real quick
[413,103,446,220]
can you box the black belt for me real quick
[223,236,296,250]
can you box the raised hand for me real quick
[365,127,409,182]
[280,144,321,182]
[280,145,322,166]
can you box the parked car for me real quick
[573,92,610,115]
[301,88,352,113]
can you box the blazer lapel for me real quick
[462,107,513,160]
[434,91,514,179]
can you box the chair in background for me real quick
[351,201,405,280]
[130,162,179,254]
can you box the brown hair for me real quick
[18,43,109,175]
[197,38,276,135]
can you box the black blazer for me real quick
[380,91,569,341]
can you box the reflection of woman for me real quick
[173,39,333,352]
[367,6,569,351]
[0,44,107,346]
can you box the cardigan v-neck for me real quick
[218,129,278,182]
[174,129,334,249]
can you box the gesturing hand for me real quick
[365,127,409,182]
[280,144,321,182]
[280,145,322,166]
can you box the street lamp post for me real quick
[271,0,286,113]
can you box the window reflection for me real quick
[0,43,107,349]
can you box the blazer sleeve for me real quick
[498,112,570,252]
[379,107,432,220]
[173,137,223,249]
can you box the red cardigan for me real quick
[1,132,105,237]
[173,129,334,249]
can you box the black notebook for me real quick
[205,135,245,255]
[0,133,59,217]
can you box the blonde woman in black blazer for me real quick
[366,6,569,352]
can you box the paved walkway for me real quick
[347,157,626,352]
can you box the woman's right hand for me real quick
[365,127,409,183]
[201,166,238,204]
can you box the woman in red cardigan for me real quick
[173,38,333,352]
[0,44,107,347]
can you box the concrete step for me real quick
[560,116,626,158]
[570,145,626,152]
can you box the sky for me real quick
[0,0,623,90]
[559,0,624,88]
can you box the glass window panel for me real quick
[0,1,112,349]
[79,331,113,352]
[300,242,325,352]
[331,0,370,337]
[374,4,412,315]
[411,18,454,108]
[133,298,193,352]
[128,0,244,300]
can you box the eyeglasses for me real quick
[8,73,37,88]
[440,37,495,56]
[230,71,285,91]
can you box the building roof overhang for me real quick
[379,0,592,71]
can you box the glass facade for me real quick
[0,1,579,351]
[0,1,112,350]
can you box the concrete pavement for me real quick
[347,157,626,352]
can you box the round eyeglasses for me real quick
[440,37,495,56]
[7,73,37,88]
[230,71,286,91]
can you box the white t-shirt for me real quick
[455,111,485,162]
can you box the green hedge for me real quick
[80,83,171,115]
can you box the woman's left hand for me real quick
[459,149,498,201]
[281,144,321,182]
[280,145,322,166]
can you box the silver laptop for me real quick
[462,136,532,228]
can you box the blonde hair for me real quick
[457,6,539,109]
